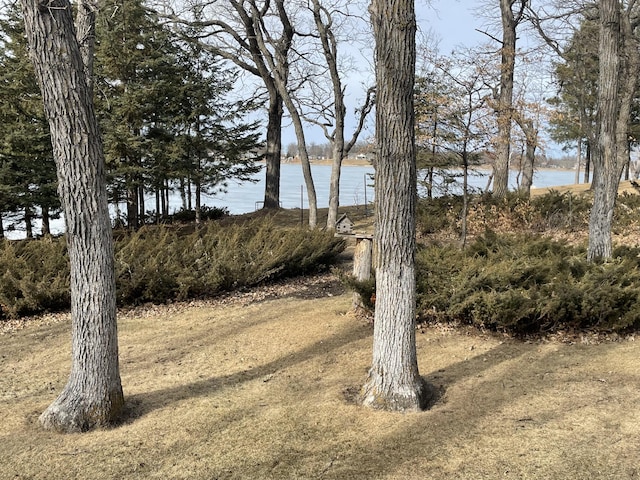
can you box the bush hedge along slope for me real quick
[0,219,345,318]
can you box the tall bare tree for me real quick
[306,0,374,229]
[166,0,291,210]
[360,0,428,411]
[251,0,319,226]
[20,0,124,431]
[588,0,640,260]
[492,0,528,198]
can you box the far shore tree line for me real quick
[4,0,640,433]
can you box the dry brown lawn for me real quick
[530,179,640,198]
[2,272,640,480]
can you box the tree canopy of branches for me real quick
[418,51,495,244]
[165,0,295,211]
[415,48,493,200]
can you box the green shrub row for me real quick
[0,218,345,319]
[417,232,640,333]
[0,237,71,319]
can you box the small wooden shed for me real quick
[335,213,354,234]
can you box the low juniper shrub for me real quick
[416,233,640,334]
[0,218,345,318]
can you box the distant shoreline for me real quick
[260,158,373,167]
[270,158,575,173]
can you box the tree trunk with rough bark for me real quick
[575,138,582,184]
[587,0,638,261]
[41,207,51,236]
[520,140,535,195]
[24,207,33,239]
[517,118,537,197]
[584,142,592,184]
[493,0,526,198]
[352,236,373,310]
[588,0,619,261]
[263,89,283,209]
[360,0,428,412]
[21,0,124,432]
[327,140,345,229]
[286,106,318,228]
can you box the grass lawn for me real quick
[2,273,640,479]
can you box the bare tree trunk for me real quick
[584,142,591,184]
[162,179,171,218]
[75,0,97,91]
[327,141,344,229]
[293,125,318,228]
[161,182,167,218]
[195,177,202,224]
[21,0,123,432]
[41,207,51,236]
[155,189,161,224]
[461,153,470,249]
[493,0,526,198]
[263,89,283,209]
[575,138,582,184]
[187,178,192,210]
[513,112,537,197]
[588,0,639,261]
[179,177,187,210]
[352,237,373,310]
[520,141,535,194]
[138,184,145,225]
[127,184,138,228]
[360,0,428,412]
[588,0,620,261]
[24,207,33,239]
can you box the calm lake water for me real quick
[2,164,577,239]
[207,164,577,213]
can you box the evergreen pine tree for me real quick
[0,4,59,237]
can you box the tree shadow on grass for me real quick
[300,341,635,480]
[279,340,542,479]
[120,321,372,423]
